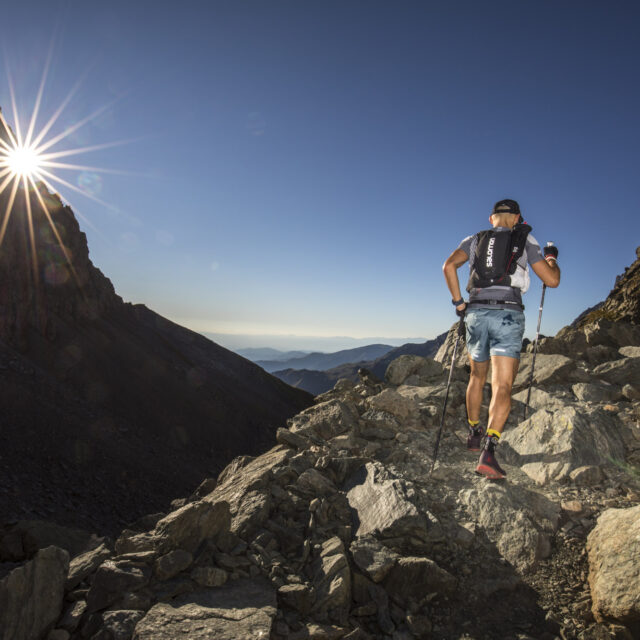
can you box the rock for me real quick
[288,400,358,440]
[572,382,623,403]
[513,354,576,390]
[622,383,640,401]
[500,406,626,485]
[619,345,640,358]
[382,556,455,604]
[459,483,560,573]
[587,505,640,623]
[277,583,314,616]
[349,537,399,583]
[385,355,443,386]
[345,463,441,544]
[188,478,217,502]
[114,532,158,556]
[46,631,70,640]
[512,387,574,413]
[570,465,604,486]
[312,537,351,618]
[153,549,193,581]
[366,389,418,422]
[593,357,640,386]
[59,600,87,632]
[66,542,113,590]
[154,499,231,553]
[277,427,311,450]
[296,468,337,497]
[190,566,228,587]
[100,610,145,640]
[86,560,151,612]
[133,578,276,639]
[289,623,349,640]
[359,410,399,439]
[0,546,69,640]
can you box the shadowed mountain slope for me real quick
[0,115,312,535]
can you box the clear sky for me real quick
[2,1,639,352]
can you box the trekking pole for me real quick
[430,316,465,475]
[523,241,553,421]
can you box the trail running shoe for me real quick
[466,425,485,452]
[475,440,506,479]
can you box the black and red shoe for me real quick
[475,438,506,479]
[466,425,485,452]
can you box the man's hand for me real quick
[456,302,467,318]
[544,245,558,262]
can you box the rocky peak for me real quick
[0,111,121,348]
[579,246,640,326]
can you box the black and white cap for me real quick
[492,199,521,215]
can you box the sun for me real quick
[2,143,43,179]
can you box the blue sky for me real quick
[2,1,639,351]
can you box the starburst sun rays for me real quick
[0,58,132,288]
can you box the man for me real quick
[442,199,560,479]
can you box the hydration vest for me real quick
[467,223,532,291]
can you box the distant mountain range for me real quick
[256,343,395,373]
[236,347,310,362]
[272,332,448,394]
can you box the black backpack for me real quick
[467,223,532,291]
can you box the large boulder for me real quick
[385,355,443,386]
[86,560,151,613]
[154,499,231,553]
[500,406,626,485]
[382,556,456,604]
[459,482,560,573]
[587,505,640,624]
[287,399,358,440]
[513,353,577,390]
[592,356,640,386]
[365,389,420,425]
[0,546,69,640]
[345,462,441,544]
[133,578,277,639]
[66,542,113,590]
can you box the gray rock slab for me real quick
[101,610,144,640]
[133,578,277,639]
[154,499,231,553]
[587,505,640,624]
[345,462,439,543]
[87,561,151,612]
[312,536,351,616]
[501,406,626,485]
[382,556,455,604]
[153,549,193,581]
[571,382,623,403]
[349,537,399,583]
[0,545,69,640]
[287,399,358,440]
[593,357,640,386]
[66,542,113,590]
[513,354,576,390]
[459,482,560,573]
[385,355,443,386]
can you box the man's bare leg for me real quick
[467,357,489,422]
[487,355,520,434]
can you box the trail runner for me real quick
[442,199,560,479]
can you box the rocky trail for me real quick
[2,297,640,640]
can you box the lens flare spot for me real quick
[77,171,102,196]
[44,263,70,285]
[210,261,220,271]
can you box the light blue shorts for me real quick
[464,308,525,361]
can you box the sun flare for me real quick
[2,144,43,179]
[0,56,132,290]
